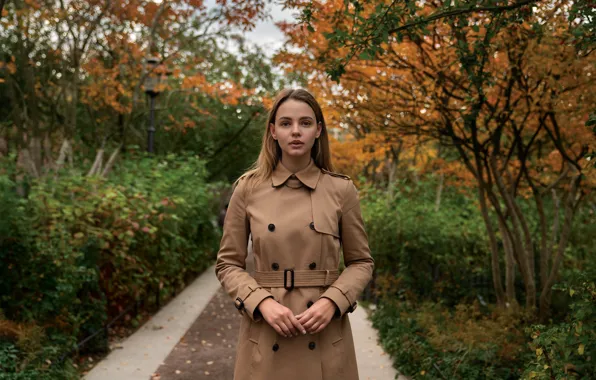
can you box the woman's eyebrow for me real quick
[278,116,315,121]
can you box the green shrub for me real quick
[0,152,220,377]
[360,176,596,379]
[361,179,494,305]
[372,300,529,379]
[522,270,596,379]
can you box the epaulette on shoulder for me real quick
[321,168,351,180]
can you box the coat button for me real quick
[309,262,316,270]
[272,263,279,271]
[268,223,275,232]
[309,222,315,230]
[308,342,316,350]
[307,301,314,308]
[272,343,279,352]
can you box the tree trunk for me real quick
[387,158,396,201]
[497,218,518,308]
[488,153,536,310]
[477,184,506,307]
[539,174,581,320]
[535,192,549,293]
[434,171,444,212]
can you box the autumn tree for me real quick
[0,0,274,178]
[278,0,595,319]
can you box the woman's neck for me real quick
[280,154,311,173]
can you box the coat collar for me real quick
[272,159,321,190]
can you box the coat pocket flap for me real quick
[312,208,340,238]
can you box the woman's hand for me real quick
[295,298,336,334]
[257,298,306,338]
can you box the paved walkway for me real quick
[84,265,402,380]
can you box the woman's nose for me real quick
[291,123,301,135]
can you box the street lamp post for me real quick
[144,57,163,154]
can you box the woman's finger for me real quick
[285,317,300,336]
[271,324,286,337]
[308,321,321,334]
[302,316,318,331]
[312,320,329,334]
[278,320,292,337]
[296,310,312,323]
[288,314,306,335]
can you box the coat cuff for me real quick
[236,287,273,322]
[320,286,357,318]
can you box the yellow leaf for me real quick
[578,344,585,355]
[543,365,550,369]
[536,348,543,356]
[420,370,426,375]
[570,289,575,296]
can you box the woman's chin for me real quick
[283,148,310,157]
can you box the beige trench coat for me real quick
[215,159,374,380]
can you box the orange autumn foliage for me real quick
[276,0,595,192]
[3,0,271,134]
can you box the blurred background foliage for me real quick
[1,0,595,379]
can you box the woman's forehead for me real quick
[277,99,315,118]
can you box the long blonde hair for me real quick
[238,88,334,189]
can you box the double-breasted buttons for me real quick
[268,223,275,232]
[272,343,279,352]
[309,262,317,270]
[271,263,279,271]
[307,301,314,308]
[309,222,315,230]
[308,342,316,350]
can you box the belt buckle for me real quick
[284,269,294,291]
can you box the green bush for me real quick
[361,178,494,305]
[0,152,220,378]
[372,300,529,379]
[522,270,596,379]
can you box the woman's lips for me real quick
[290,141,304,148]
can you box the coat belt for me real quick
[254,269,339,288]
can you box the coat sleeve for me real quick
[319,180,374,317]
[215,178,273,321]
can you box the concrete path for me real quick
[352,305,404,380]
[84,266,221,380]
[85,264,403,380]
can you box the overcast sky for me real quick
[203,0,298,55]
[242,2,298,53]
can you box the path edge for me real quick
[84,264,221,380]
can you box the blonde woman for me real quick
[215,88,374,380]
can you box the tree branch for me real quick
[387,0,541,36]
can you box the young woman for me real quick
[215,88,374,380]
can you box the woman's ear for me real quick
[269,123,277,140]
[316,122,322,138]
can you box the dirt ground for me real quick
[152,288,241,380]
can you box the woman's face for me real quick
[269,99,322,160]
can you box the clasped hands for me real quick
[257,297,336,338]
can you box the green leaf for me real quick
[359,51,373,60]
